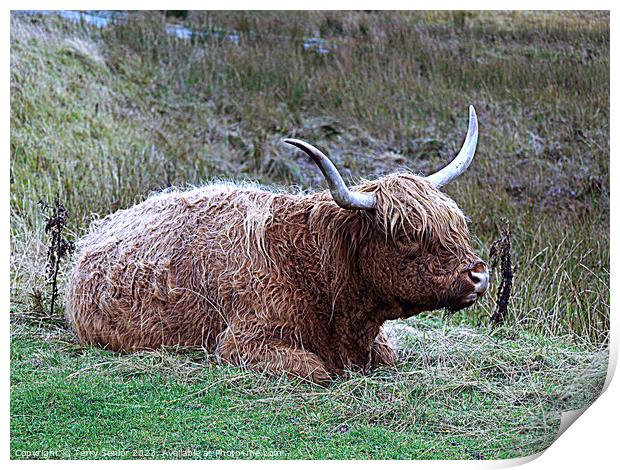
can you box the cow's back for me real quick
[65,184,264,351]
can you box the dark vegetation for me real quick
[490,222,513,325]
[10,11,609,459]
[38,195,73,318]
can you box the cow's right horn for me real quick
[283,138,376,211]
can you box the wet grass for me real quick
[10,11,609,459]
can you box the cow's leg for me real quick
[370,327,398,367]
[215,328,332,385]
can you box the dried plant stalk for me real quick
[490,221,513,325]
[38,193,73,318]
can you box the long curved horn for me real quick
[425,105,478,187]
[283,138,376,210]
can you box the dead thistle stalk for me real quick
[38,193,73,318]
[490,220,513,325]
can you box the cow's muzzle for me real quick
[452,261,489,310]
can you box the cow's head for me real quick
[285,106,488,317]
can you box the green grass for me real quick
[10,316,607,459]
[10,11,609,460]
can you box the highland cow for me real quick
[66,106,489,384]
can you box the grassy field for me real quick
[10,11,609,459]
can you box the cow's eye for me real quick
[403,253,419,263]
[399,252,420,270]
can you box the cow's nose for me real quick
[468,262,489,295]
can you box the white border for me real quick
[3,3,615,467]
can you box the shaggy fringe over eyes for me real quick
[360,173,472,257]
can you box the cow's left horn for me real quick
[425,105,478,187]
[283,138,376,210]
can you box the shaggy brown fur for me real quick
[66,173,484,384]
